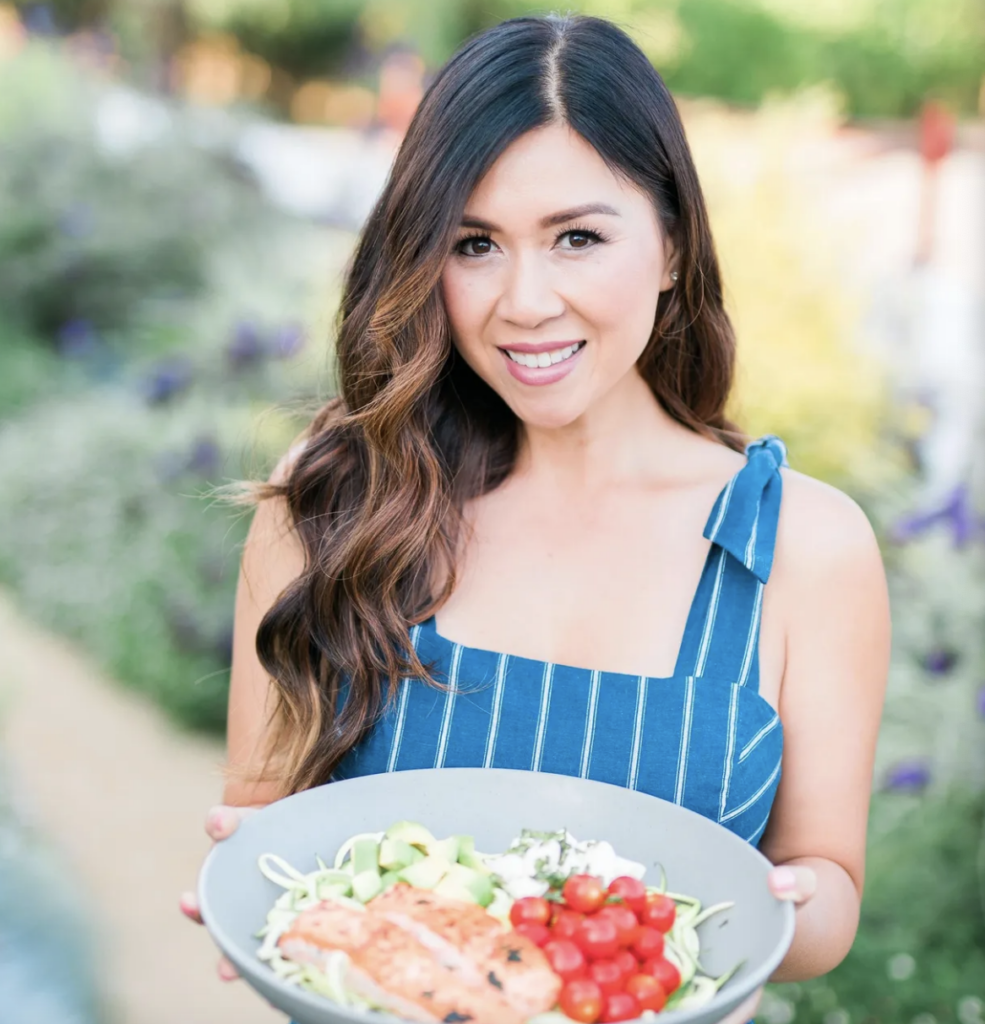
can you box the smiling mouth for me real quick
[502,341,586,369]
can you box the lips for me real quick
[499,341,586,387]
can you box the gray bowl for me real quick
[199,768,794,1024]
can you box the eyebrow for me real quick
[459,202,620,232]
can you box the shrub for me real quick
[764,788,985,1023]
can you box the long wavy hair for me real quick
[252,14,742,794]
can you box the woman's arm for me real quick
[224,455,307,808]
[760,471,891,981]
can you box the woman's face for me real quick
[440,122,675,431]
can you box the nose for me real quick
[495,250,566,329]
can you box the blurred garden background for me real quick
[0,0,983,1022]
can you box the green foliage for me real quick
[0,320,76,418]
[763,789,985,1023]
[0,43,268,343]
[0,392,251,729]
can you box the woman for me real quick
[180,14,890,1021]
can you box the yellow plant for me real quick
[682,92,902,487]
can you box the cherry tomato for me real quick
[639,893,676,933]
[588,959,625,996]
[510,896,552,928]
[552,908,585,942]
[607,876,647,915]
[631,925,665,962]
[544,939,588,982]
[563,874,608,915]
[625,973,667,1012]
[596,904,641,948]
[574,915,620,961]
[600,991,642,1022]
[513,922,551,947]
[642,956,682,995]
[612,949,638,980]
[559,978,604,1024]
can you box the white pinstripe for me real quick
[578,671,602,778]
[739,714,780,763]
[736,581,764,688]
[481,653,509,769]
[626,675,648,790]
[530,662,556,771]
[433,642,463,768]
[720,755,781,823]
[744,511,759,572]
[694,548,727,676]
[707,477,736,542]
[743,805,774,844]
[385,625,420,773]
[717,686,741,821]
[673,676,696,804]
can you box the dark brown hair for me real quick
[253,14,741,793]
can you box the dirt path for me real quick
[0,591,284,1024]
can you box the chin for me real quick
[509,399,587,432]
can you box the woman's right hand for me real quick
[179,804,261,981]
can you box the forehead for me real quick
[463,122,649,221]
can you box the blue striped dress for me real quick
[335,436,787,847]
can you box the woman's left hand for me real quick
[714,864,819,1023]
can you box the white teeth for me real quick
[506,342,583,368]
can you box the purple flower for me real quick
[57,318,98,357]
[977,685,985,719]
[271,322,305,359]
[187,436,221,477]
[20,4,58,35]
[226,320,265,370]
[141,358,192,405]
[884,760,931,793]
[923,648,959,676]
[889,483,976,548]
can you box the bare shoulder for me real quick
[774,468,882,578]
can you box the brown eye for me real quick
[457,236,494,256]
[557,229,604,251]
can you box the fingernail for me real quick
[772,866,796,892]
[218,960,238,981]
[179,891,196,912]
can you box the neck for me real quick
[513,371,699,495]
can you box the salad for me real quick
[256,823,739,1024]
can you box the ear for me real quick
[659,237,678,292]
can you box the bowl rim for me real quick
[198,768,797,1023]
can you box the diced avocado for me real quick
[352,837,381,876]
[433,877,477,904]
[397,855,449,890]
[486,888,513,923]
[430,836,460,863]
[379,837,424,871]
[385,820,436,851]
[455,835,489,872]
[317,877,353,900]
[442,863,495,907]
[351,869,384,903]
[380,870,402,890]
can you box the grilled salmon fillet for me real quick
[277,884,560,1024]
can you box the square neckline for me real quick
[417,435,788,705]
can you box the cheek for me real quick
[579,244,663,342]
[440,266,489,347]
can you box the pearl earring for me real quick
[670,271,679,283]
